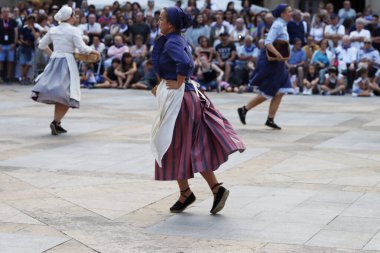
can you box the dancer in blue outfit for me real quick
[237,4,293,130]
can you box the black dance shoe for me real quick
[265,118,281,130]
[210,183,230,215]
[50,121,59,136]
[237,106,247,125]
[56,123,67,134]
[170,188,196,213]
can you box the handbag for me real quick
[266,40,290,61]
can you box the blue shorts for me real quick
[0,44,15,62]
[19,51,35,66]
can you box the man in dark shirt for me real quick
[129,12,150,45]
[287,10,306,46]
[0,6,18,83]
[370,15,380,51]
[215,32,236,84]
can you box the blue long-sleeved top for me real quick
[264,17,289,46]
[151,32,194,80]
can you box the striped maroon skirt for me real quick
[155,91,246,181]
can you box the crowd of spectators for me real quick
[1,0,380,97]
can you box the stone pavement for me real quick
[0,84,380,253]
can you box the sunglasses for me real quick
[364,42,371,44]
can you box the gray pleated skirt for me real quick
[31,57,80,108]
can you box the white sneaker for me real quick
[302,88,311,95]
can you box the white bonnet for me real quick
[54,5,73,22]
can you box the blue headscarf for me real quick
[272,4,289,18]
[165,6,193,31]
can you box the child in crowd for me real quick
[320,66,346,95]
[115,52,137,89]
[95,58,121,88]
[196,54,224,91]
[352,68,372,97]
[80,63,96,88]
[131,60,157,90]
[302,64,320,95]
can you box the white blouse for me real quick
[38,22,92,54]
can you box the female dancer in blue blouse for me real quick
[237,4,293,130]
[151,7,245,214]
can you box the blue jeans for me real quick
[0,44,15,62]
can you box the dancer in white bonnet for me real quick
[31,5,100,135]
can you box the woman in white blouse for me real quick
[31,5,99,135]
[310,14,325,44]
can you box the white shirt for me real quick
[77,23,88,34]
[325,24,345,47]
[90,42,105,53]
[38,22,92,54]
[349,29,371,50]
[85,22,101,34]
[335,46,357,64]
[310,25,324,43]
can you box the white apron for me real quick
[150,80,185,167]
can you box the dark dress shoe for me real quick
[56,124,67,134]
[237,106,247,125]
[265,118,281,130]
[210,183,230,214]
[50,121,58,136]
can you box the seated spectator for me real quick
[98,6,112,26]
[104,34,129,68]
[90,35,106,54]
[303,35,320,62]
[338,0,356,26]
[129,12,150,45]
[302,64,320,95]
[95,58,121,88]
[371,15,380,52]
[80,63,96,88]
[84,14,102,42]
[109,15,120,36]
[311,39,333,82]
[210,13,229,47]
[130,35,148,75]
[321,66,345,95]
[259,13,274,40]
[184,13,210,48]
[234,35,256,88]
[310,14,325,44]
[356,37,380,77]
[230,18,250,47]
[149,18,160,48]
[196,54,224,91]
[324,14,345,48]
[215,32,236,85]
[118,16,128,34]
[287,9,306,45]
[336,35,357,91]
[287,38,307,89]
[195,36,213,63]
[349,18,371,50]
[131,60,157,90]
[77,16,88,34]
[19,15,40,84]
[115,52,137,88]
[371,69,380,96]
[352,68,372,96]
